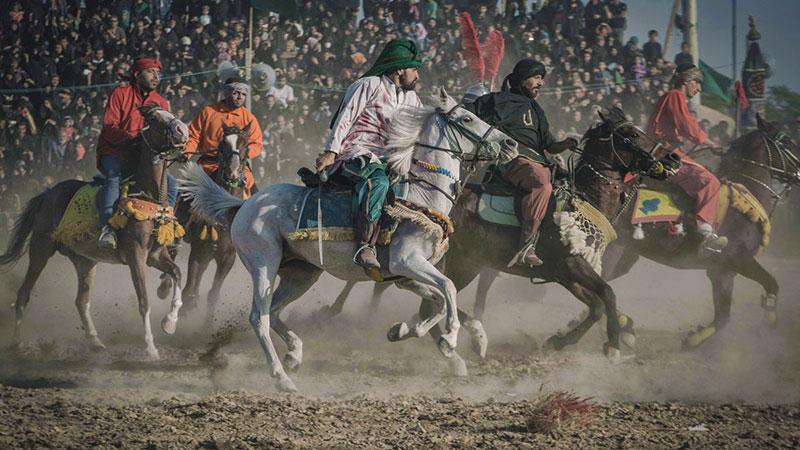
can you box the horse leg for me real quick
[12,234,56,348]
[67,254,104,351]
[269,261,323,372]
[388,251,460,358]
[317,281,357,319]
[683,267,735,348]
[731,255,779,326]
[206,235,236,327]
[368,281,392,315]
[237,235,296,392]
[181,239,212,316]
[435,261,487,358]
[473,268,499,320]
[547,257,622,362]
[146,247,183,335]
[126,240,160,359]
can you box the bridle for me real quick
[575,120,665,225]
[408,102,506,204]
[730,129,800,215]
[217,127,250,190]
[141,107,185,159]
[138,107,185,204]
[586,120,662,175]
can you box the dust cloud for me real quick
[0,242,798,406]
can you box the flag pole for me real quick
[246,7,254,110]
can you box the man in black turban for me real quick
[467,59,577,266]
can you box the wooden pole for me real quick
[246,7,253,110]
[663,0,681,59]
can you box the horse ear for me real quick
[756,114,766,131]
[597,110,607,122]
[438,86,448,108]
[243,121,252,132]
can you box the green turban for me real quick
[361,39,423,78]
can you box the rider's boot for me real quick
[354,213,381,270]
[697,222,728,257]
[508,219,543,267]
[98,224,117,250]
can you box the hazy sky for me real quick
[625,0,798,92]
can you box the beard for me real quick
[398,72,418,91]
[523,84,540,98]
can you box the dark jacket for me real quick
[466,90,555,163]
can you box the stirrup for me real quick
[507,242,542,268]
[353,244,380,269]
[698,232,728,257]
[98,225,117,250]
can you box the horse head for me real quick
[385,87,518,177]
[137,105,189,157]
[218,121,251,189]
[583,106,674,177]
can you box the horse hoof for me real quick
[684,325,716,349]
[466,320,488,359]
[88,337,107,352]
[764,310,778,326]
[448,354,468,377]
[387,322,409,342]
[146,348,161,361]
[276,376,298,393]
[603,343,621,364]
[161,316,178,335]
[542,335,563,355]
[284,353,301,372]
[437,336,455,358]
[621,331,637,349]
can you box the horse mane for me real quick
[718,132,754,176]
[580,106,630,151]
[385,105,436,176]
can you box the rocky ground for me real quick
[1,255,798,448]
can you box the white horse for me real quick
[179,88,517,391]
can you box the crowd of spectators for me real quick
[0,0,746,226]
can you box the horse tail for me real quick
[177,163,245,224]
[0,190,47,271]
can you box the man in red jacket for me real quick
[96,57,183,249]
[646,63,727,255]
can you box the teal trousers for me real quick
[340,158,390,223]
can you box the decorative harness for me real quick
[730,130,800,216]
[407,102,505,205]
[572,120,663,225]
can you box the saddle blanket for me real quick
[631,181,770,253]
[477,193,520,227]
[632,182,734,230]
[288,184,407,243]
[51,184,102,246]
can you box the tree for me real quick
[766,85,800,123]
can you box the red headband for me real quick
[130,58,162,81]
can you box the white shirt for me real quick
[268,84,295,107]
[325,75,422,165]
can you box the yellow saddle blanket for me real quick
[632,181,770,253]
[51,184,102,246]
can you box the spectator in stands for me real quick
[675,42,694,66]
[643,29,662,64]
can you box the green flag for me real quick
[252,0,299,19]
[699,60,732,102]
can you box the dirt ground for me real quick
[1,251,799,449]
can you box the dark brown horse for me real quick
[181,122,252,324]
[0,106,189,359]
[409,108,676,362]
[602,116,800,348]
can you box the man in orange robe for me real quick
[183,76,263,195]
